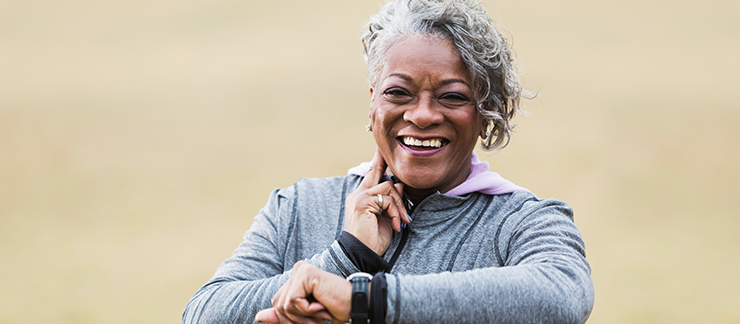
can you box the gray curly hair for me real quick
[362,0,531,151]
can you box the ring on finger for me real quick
[377,194,384,211]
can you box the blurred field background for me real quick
[1,0,739,323]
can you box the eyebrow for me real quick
[386,73,471,89]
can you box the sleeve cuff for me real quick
[369,272,387,324]
[337,231,389,274]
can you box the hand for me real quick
[255,261,351,324]
[344,148,410,256]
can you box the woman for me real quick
[183,0,594,323]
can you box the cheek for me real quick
[369,99,384,122]
[368,99,378,117]
[372,106,393,129]
[371,108,400,151]
[372,112,392,142]
[458,111,483,142]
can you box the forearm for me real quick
[182,241,359,324]
[383,202,595,324]
[384,262,593,324]
[182,272,289,324]
[339,233,591,324]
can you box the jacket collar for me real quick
[347,152,528,196]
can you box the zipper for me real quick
[385,187,435,272]
[386,224,408,272]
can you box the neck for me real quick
[403,187,435,205]
[400,163,472,204]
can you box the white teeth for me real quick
[402,137,443,148]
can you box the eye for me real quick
[382,87,412,103]
[438,92,471,106]
[383,87,411,97]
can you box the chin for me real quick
[392,168,444,192]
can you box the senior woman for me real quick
[183,0,594,323]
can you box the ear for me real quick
[368,87,376,119]
[479,117,489,139]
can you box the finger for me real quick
[282,263,326,322]
[279,289,308,319]
[359,148,387,189]
[382,197,403,232]
[283,300,321,324]
[327,313,346,324]
[369,181,408,226]
[255,308,279,324]
[313,309,334,323]
[282,307,311,324]
[272,282,285,305]
[290,296,327,319]
[271,286,285,312]
[291,297,313,314]
[304,300,327,313]
[297,300,331,324]
[274,309,297,324]
[272,263,302,315]
[383,182,408,224]
[369,192,385,215]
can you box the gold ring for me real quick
[377,194,384,211]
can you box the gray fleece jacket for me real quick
[182,175,594,323]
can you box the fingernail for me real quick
[322,319,333,324]
[407,214,413,223]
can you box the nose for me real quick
[403,95,443,129]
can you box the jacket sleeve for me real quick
[383,198,594,324]
[181,185,360,324]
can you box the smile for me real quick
[400,136,448,149]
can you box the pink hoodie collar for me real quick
[347,152,528,196]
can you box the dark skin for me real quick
[256,36,486,323]
[367,36,486,204]
[255,151,408,324]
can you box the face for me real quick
[369,35,484,200]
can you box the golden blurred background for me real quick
[1,0,738,323]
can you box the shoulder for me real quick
[483,191,575,224]
[274,174,363,201]
[485,192,587,264]
[510,191,573,218]
[259,175,363,233]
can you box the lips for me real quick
[398,136,449,150]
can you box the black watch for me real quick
[347,272,373,324]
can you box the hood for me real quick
[347,151,528,196]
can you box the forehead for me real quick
[379,35,471,86]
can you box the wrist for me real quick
[347,272,373,324]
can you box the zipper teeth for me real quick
[385,191,435,272]
[385,226,407,272]
[385,196,414,272]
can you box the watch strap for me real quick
[347,272,373,324]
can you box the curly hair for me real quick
[362,0,532,150]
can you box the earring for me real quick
[485,130,491,137]
[365,124,372,132]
